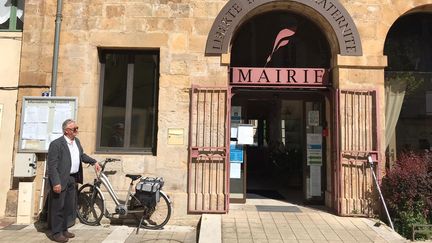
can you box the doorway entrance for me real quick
[227,9,332,206]
[229,89,327,204]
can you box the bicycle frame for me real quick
[91,163,173,214]
[92,165,136,215]
[78,159,173,230]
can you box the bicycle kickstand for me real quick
[136,216,145,234]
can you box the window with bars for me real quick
[0,0,24,31]
[97,49,159,154]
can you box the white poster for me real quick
[24,106,38,122]
[22,123,37,139]
[308,110,320,126]
[53,107,72,133]
[35,123,48,140]
[230,163,241,179]
[38,106,49,122]
[237,124,253,145]
[310,165,321,196]
[230,127,238,139]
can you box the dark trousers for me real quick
[49,176,76,235]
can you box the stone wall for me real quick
[12,0,432,218]
[0,32,21,217]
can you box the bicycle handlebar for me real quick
[94,158,121,174]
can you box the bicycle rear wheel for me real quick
[77,184,105,226]
[139,192,171,230]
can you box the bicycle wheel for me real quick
[139,192,171,230]
[77,184,105,226]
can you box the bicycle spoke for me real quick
[138,193,171,229]
[77,184,104,225]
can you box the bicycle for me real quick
[76,158,172,231]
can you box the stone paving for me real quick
[0,216,198,243]
[0,197,411,243]
[222,197,408,243]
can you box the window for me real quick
[0,0,24,31]
[97,49,159,154]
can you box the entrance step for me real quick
[198,214,221,243]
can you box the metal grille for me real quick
[338,90,380,216]
[188,86,229,213]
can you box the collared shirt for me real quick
[64,135,80,174]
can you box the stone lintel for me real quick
[334,54,388,69]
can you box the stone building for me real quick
[1,0,431,221]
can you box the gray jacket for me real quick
[47,136,96,190]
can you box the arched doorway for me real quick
[384,12,432,165]
[228,10,332,205]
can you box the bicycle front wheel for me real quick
[140,191,171,230]
[77,184,105,226]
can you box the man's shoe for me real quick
[63,231,75,238]
[146,218,157,225]
[52,234,69,242]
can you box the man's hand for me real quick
[53,184,61,193]
[95,162,101,172]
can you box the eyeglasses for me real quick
[67,127,79,132]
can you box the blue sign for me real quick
[230,144,243,163]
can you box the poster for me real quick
[308,110,319,126]
[19,97,77,153]
[230,127,238,139]
[310,165,321,196]
[230,142,243,163]
[230,163,241,179]
[231,106,241,125]
[237,124,253,145]
[307,133,322,165]
[53,106,72,133]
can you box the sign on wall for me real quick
[306,133,322,165]
[19,97,78,153]
[230,142,244,163]
[231,68,329,86]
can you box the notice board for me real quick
[19,96,78,153]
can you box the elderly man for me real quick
[47,119,100,242]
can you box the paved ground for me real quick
[0,216,199,243]
[222,196,408,243]
[0,196,410,243]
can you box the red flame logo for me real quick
[265,27,297,66]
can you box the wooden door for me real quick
[337,90,380,216]
[188,86,229,213]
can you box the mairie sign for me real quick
[231,67,329,86]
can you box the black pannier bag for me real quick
[134,177,164,208]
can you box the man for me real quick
[47,119,100,242]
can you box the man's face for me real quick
[65,122,79,139]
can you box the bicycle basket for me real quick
[135,177,164,208]
[135,177,164,192]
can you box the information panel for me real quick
[19,97,78,153]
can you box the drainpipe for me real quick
[50,0,63,96]
[39,0,63,215]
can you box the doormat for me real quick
[256,205,301,212]
[0,224,28,230]
[247,189,285,200]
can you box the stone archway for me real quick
[384,12,432,164]
[205,0,362,56]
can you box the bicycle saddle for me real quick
[125,174,142,181]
